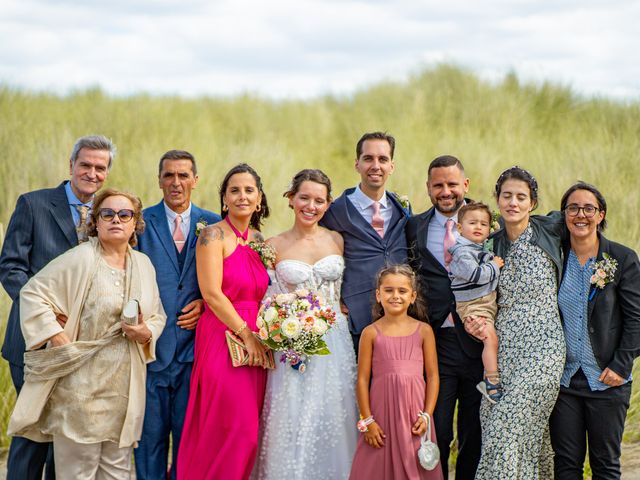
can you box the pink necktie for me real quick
[173,215,185,253]
[443,218,455,267]
[371,201,385,238]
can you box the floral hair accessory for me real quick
[589,253,617,300]
[248,241,276,269]
[494,165,538,198]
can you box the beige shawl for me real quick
[8,237,166,448]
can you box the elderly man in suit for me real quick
[406,155,484,479]
[321,131,410,352]
[0,135,115,480]
[134,150,220,480]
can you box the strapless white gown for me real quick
[252,255,358,480]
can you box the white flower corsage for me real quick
[195,218,208,236]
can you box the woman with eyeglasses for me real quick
[549,182,640,480]
[8,188,166,479]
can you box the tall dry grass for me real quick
[0,65,639,470]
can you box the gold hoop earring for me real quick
[222,204,228,212]
[255,204,262,212]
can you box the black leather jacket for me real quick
[491,211,565,284]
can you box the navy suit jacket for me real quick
[320,188,410,336]
[406,206,483,359]
[0,182,78,367]
[136,201,220,372]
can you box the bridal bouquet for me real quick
[256,289,337,373]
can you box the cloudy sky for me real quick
[1,0,638,100]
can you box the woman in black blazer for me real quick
[550,181,640,480]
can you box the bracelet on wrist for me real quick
[234,321,248,336]
[357,415,375,433]
[417,411,429,423]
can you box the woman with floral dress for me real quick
[466,166,565,479]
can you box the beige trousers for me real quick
[456,291,498,323]
[53,435,132,480]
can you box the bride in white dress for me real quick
[252,170,358,480]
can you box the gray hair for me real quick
[69,135,116,169]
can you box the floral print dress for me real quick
[475,225,565,480]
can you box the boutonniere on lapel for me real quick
[483,212,502,253]
[589,253,618,300]
[248,241,276,269]
[490,211,501,233]
[392,192,411,214]
[195,218,208,237]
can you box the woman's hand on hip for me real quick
[599,367,625,387]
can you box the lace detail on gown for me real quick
[253,255,358,480]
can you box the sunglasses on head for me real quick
[98,208,135,223]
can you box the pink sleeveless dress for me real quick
[177,221,269,480]
[350,323,444,480]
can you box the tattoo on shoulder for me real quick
[252,232,265,242]
[199,225,224,246]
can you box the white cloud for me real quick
[0,0,638,99]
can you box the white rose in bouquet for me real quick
[312,319,328,336]
[281,317,302,339]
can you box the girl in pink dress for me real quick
[178,164,271,479]
[350,265,443,480]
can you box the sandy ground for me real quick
[1,446,639,479]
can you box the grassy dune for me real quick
[0,65,638,465]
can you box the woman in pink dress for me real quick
[350,265,443,480]
[178,163,271,479]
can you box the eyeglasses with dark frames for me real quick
[98,208,135,223]
[564,204,600,218]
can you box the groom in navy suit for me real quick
[0,135,115,480]
[321,132,410,351]
[134,150,220,479]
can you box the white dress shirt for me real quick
[163,202,192,239]
[427,207,461,327]
[427,208,460,269]
[347,186,393,232]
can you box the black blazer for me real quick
[561,234,640,379]
[406,205,483,358]
[0,182,78,366]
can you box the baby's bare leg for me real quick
[482,323,499,381]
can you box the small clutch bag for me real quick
[225,330,275,369]
[418,413,440,470]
